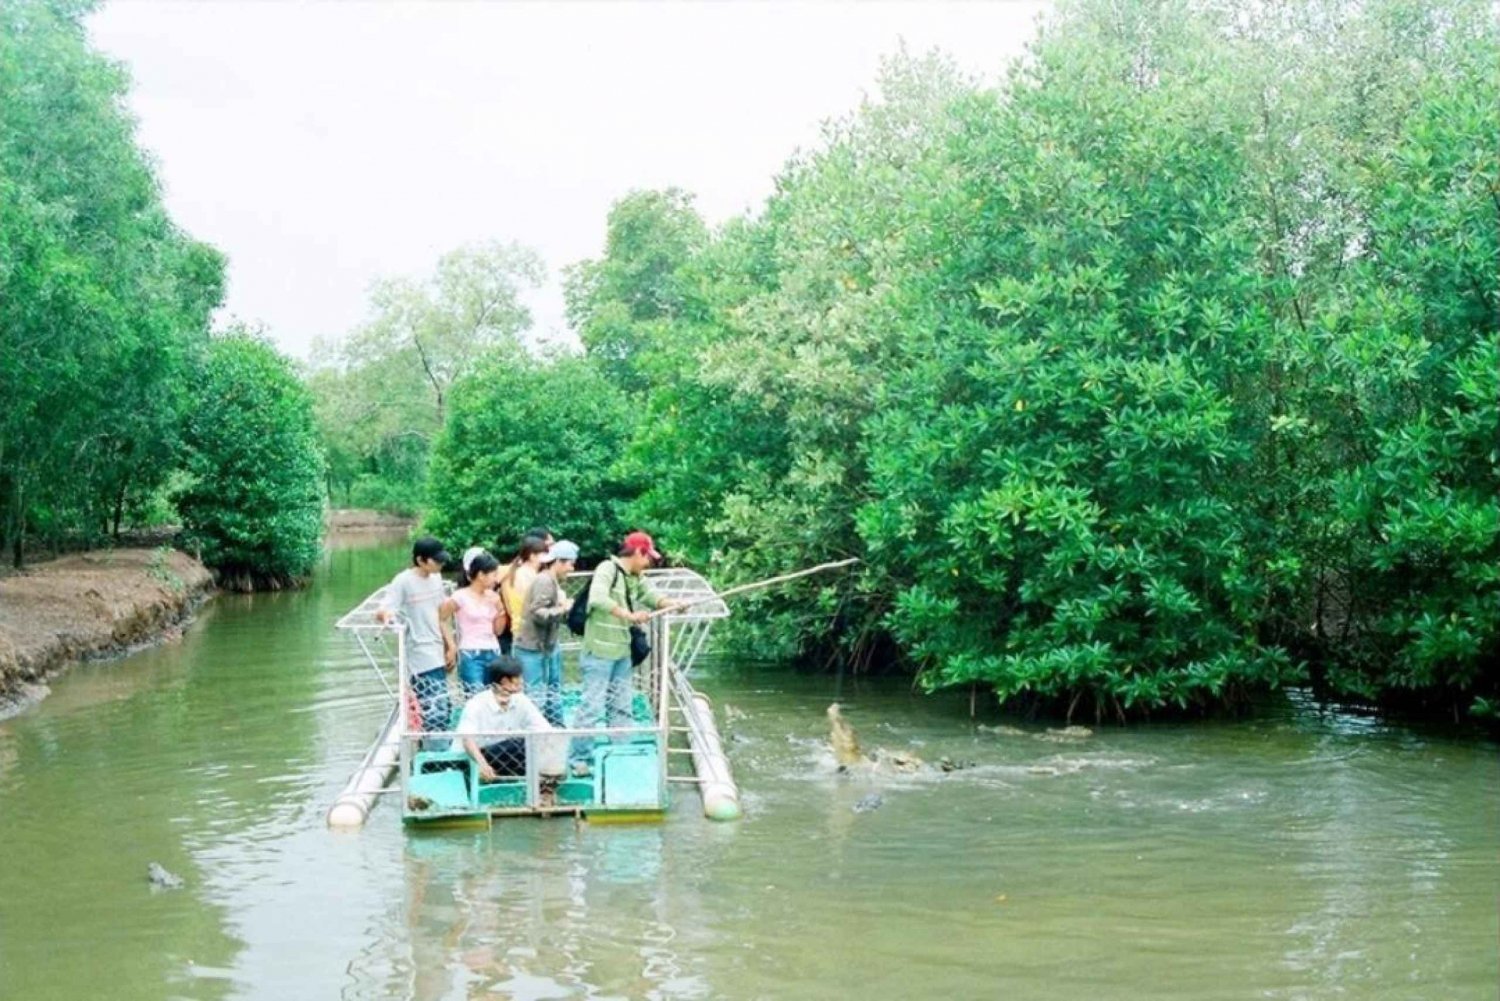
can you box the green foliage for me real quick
[1303,24,1500,710]
[346,474,427,519]
[609,56,984,663]
[176,332,326,589]
[0,0,225,563]
[53,0,1473,717]
[858,5,1326,716]
[564,189,709,385]
[425,354,639,558]
[569,1,1497,717]
[306,243,545,516]
[348,242,544,425]
[306,355,432,513]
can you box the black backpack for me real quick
[566,562,609,636]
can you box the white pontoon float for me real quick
[328,568,739,827]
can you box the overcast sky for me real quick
[88,1,1047,360]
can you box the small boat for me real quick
[328,568,741,828]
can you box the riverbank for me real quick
[326,508,415,533]
[0,547,214,719]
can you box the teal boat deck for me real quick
[404,687,667,823]
[333,566,735,828]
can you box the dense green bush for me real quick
[425,354,639,558]
[566,0,1498,717]
[346,474,427,519]
[1304,28,1500,711]
[176,333,326,589]
[860,33,1305,715]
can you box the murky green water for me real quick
[1,538,1496,1000]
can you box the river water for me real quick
[0,537,1495,1000]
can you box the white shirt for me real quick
[379,568,448,672]
[451,689,551,750]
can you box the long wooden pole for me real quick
[647,557,860,618]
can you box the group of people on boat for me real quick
[375,529,682,790]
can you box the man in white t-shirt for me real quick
[452,656,563,784]
[376,536,457,735]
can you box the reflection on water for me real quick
[0,539,1496,1001]
[357,822,711,1001]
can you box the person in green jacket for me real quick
[570,531,679,775]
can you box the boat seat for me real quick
[412,749,471,773]
[407,769,472,811]
[594,744,659,807]
[556,778,594,806]
[410,750,475,808]
[476,781,527,808]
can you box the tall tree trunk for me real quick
[112,482,127,540]
[8,471,24,570]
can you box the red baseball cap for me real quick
[622,531,662,560]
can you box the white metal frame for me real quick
[335,567,732,821]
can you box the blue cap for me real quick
[542,540,579,563]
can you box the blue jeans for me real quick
[411,667,452,735]
[477,738,528,777]
[571,652,634,767]
[457,649,498,699]
[515,646,564,727]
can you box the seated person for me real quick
[451,656,565,785]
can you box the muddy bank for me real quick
[0,548,214,718]
[325,509,415,533]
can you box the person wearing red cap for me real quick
[569,530,680,775]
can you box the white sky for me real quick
[88,1,1047,360]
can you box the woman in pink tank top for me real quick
[440,550,504,697]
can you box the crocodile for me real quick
[826,703,931,774]
[147,862,184,890]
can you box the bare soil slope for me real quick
[0,548,213,715]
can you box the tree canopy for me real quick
[425,354,639,559]
[176,331,326,591]
[308,243,546,514]
[2,1,328,589]
[526,0,1498,719]
[0,0,226,564]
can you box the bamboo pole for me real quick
[646,558,860,619]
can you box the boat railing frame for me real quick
[398,721,660,818]
[389,607,682,821]
[332,567,738,824]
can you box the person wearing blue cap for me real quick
[514,540,578,726]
